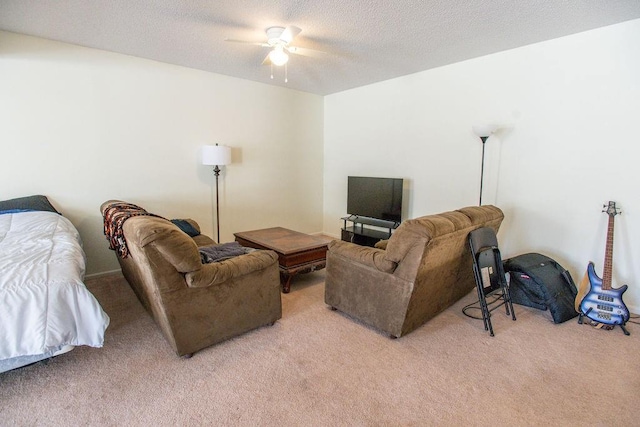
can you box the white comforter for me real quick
[0,211,109,364]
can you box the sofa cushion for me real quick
[125,217,202,273]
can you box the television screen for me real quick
[347,176,403,223]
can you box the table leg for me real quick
[280,272,293,293]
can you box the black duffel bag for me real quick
[503,253,578,324]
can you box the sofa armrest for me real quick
[328,240,396,273]
[193,234,216,247]
[185,250,278,288]
[374,239,389,250]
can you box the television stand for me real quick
[341,215,400,247]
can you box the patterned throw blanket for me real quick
[103,202,164,258]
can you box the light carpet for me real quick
[1,271,638,426]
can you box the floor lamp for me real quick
[202,144,232,243]
[472,125,499,206]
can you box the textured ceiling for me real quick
[1,1,640,95]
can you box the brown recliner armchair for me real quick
[100,201,282,357]
[325,205,504,338]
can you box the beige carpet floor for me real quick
[1,271,639,426]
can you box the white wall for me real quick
[3,19,639,314]
[0,31,324,276]
[324,19,640,313]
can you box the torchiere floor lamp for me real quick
[472,125,499,206]
[202,144,232,243]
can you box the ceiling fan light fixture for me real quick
[266,26,285,45]
[269,45,289,66]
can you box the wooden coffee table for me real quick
[234,227,332,293]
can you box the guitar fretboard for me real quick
[602,204,616,290]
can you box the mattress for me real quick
[0,211,110,373]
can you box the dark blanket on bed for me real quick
[0,195,60,215]
[199,242,255,263]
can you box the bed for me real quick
[0,196,110,373]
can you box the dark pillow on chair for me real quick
[0,195,60,215]
[171,219,201,237]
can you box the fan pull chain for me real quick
[285,63,288,83]
[270,63,274,80]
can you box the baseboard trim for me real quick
[310,232,339,239]
[85,269,122,280]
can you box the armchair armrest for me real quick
[374,239,389,250]
[185,250,278,288]
[328,240,396,273]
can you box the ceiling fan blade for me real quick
[280,26,301,44]
[225,38,269,47]
[261,52,272,66]
[286,46,326,58]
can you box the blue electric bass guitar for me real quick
[579,201,630,334]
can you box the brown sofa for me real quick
[324,205,504,338]
[100,201,282,357]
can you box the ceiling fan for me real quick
[225,26,324,82]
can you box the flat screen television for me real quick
[347,176,403,223]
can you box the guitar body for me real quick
[579,261,630,325]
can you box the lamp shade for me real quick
[472,124,499,138]
[202,145,231,166]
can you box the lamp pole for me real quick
[479,135,488,206]
[213,164,221,243]
[201,144,232,243]
[472,124,499,207]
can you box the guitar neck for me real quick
[603,213,614,290]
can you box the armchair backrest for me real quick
[123,216,203,274]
